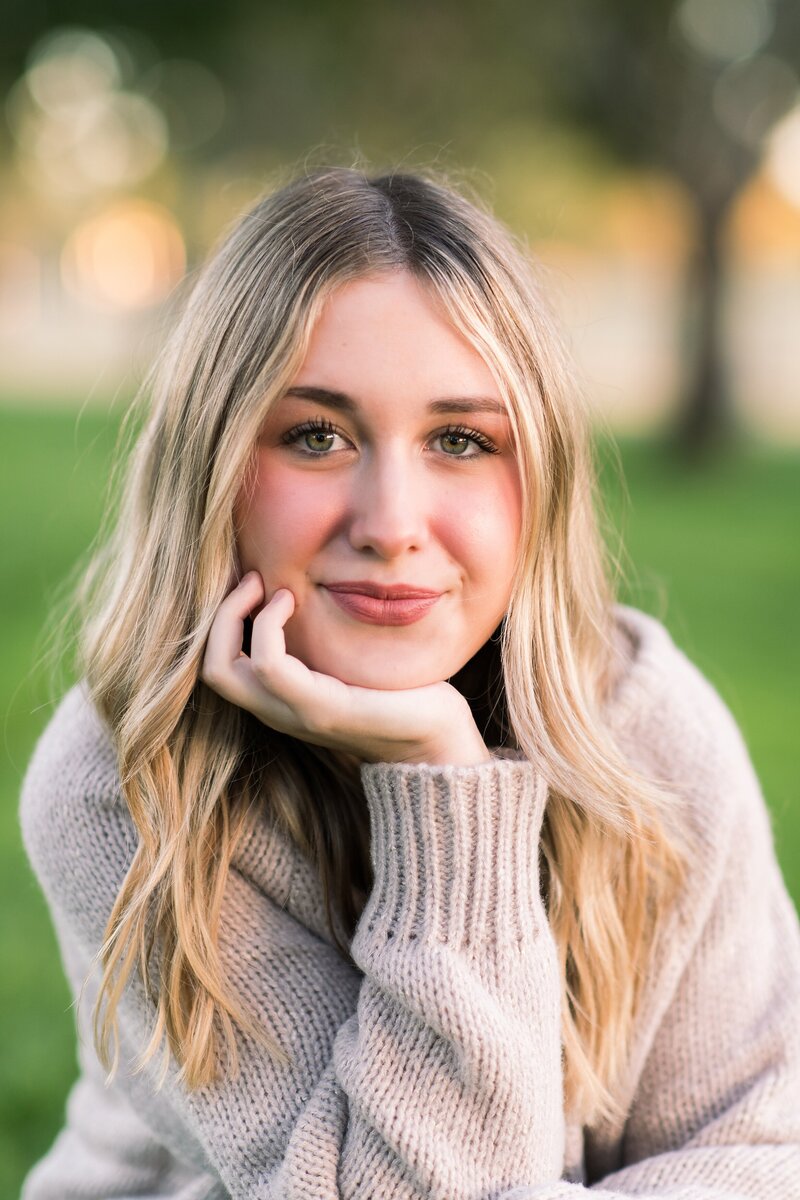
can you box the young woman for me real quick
[20,166,800,1198]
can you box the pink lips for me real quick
[322,582,442,626]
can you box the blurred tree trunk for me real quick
[543,1,800,460]
[673,196,738,461]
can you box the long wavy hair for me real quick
[70,163,695,1127]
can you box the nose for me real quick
[347,446,430,559]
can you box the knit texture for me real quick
[18,604,800,1198]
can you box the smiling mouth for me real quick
[321,586,441,626]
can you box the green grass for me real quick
[1,405,125,1192]
[597,434,800,876]
[1,405,798,1196]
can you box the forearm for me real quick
[403,729,494,767]
[333,755,564,1198]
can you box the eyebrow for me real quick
[283,385,509,418]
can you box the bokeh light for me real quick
[26,28,120,113]
[676,0,774,62]
[765,105,800,209]
[6,27,168,198]
[60,200,185,310]
[713,54,797,149]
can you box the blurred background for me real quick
[2,0,798,1192]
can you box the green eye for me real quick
[304,430,336,452]
[438,425,499,456]
[281,418,343,455]
[280,418,499,458]
[440,432,473,455]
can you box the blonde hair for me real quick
[70,163,694,1127]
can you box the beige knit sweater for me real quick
[19,604,800,1198]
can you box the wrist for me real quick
[405,728,492,768]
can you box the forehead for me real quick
[293,271,503,403]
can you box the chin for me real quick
[324,660,443,690]
[295,642,453,690]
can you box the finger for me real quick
[202,571,264,685]
[249,586,293,654]
[248,588,311,702]
[202,580,341,741]
[226,654,303,731]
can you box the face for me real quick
[235,269,522,690]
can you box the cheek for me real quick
[437,469,522,580]
[236,461,338,572]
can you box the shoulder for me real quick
[605,605,751,743]
[20,681,120,815]
[19,682,135,948]
[603,604,774,870]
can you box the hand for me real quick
[200,572,493,767]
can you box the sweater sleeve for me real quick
[20,1065,225,1199]
[19,690,566,1199]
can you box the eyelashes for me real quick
[280,416,500,458]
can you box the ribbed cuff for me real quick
[358,756,549,954]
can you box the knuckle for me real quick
[303,700,336,739]
[200,662,224,693]
[250,653,279,691]
[199,648,228,692]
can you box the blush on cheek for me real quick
[235,459,346,593]
[440,497,508,562]
[262,492,334,558]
